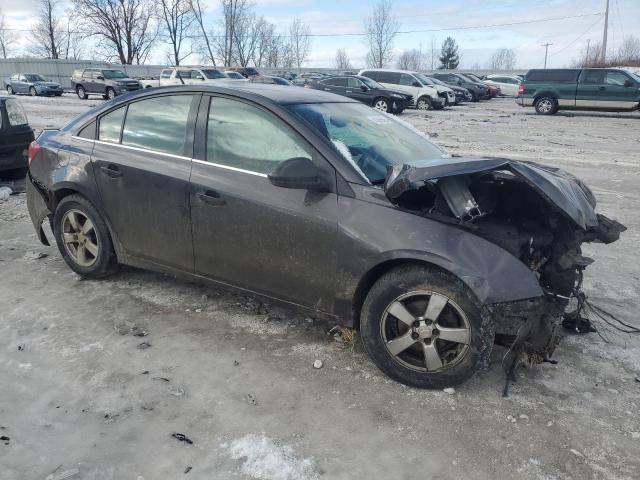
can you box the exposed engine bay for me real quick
[383,157,627,393]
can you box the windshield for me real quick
[429,77,448,87]
[225,72,243,79]
[24,74,46,82]
[465,73,482,82]
[630,71,640,82]
[103,70,127,79]
[360,76,383,89]
[287,103,446,184]
[414,73,435,85]
[203,69,226,79]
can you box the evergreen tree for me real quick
[439,37,460,69]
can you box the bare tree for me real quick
[189,0,216,66]
[616,36,640,65]
[62,17,85,60]
[364,0,399,68]
[335,48,351,70]
[397,48,424,70]
[0,9,18,59]
[217,0,252,67]
[159,0,196,65]
[289,17,310,68]
[488,48,516,70]
[72,0,159,65]
[31,0,66,59]
[231,13,264,67]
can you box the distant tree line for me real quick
[575,36,640,67]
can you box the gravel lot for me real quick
[1,94,639,480]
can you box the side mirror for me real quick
[97,75,104,80]
[412,81,421,87]
[624,79,633,87]
[361,85,368,92]
[268,157,328,191]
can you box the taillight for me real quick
[28,140,41,166]
[517,83,525,96]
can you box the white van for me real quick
[358,69,445,110]
[159,66,230,86]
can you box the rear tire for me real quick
[534,96,558,115]
[7,85,14,95]
[106,87,116,100]
[360,265,494,388]
[76,85,88,100]
[53,194,118,278]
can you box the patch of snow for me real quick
[330,139,369,183]
[227,433,318,480]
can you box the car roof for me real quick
[359,68,420,74]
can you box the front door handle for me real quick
[100,165,123,178]
[196,190,226,206]
[599,86,606,91]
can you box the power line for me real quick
[550,15,603,57]
[0,12,605,38]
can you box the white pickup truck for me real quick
[138,67,230,88]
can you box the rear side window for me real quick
[324,78,346,87]
[378,72,399,84]
[5,99,28,126]
[206,97,312,174]
[98,106,126,143]
[580,70,604,85]
[121,95,194,156]
[527,70,580,82]
[361,71,378,81]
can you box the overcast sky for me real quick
[1,0,638,69]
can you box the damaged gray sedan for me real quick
[26,85,625,389]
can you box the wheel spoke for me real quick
[437,326,470,344]
[422,342,443,371]
[67,212,79,231]
[76,245,87,264]
[423,293,448,322]
[62,232,75,245]
[386,332,418,356]
[84,240,98,257]
[387,301,416,327]
[81,218,94,235]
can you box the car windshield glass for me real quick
[103,70,127,79]
[202,69,226,79]
[225,72,243,79]
[429,77,448,87]
[24,74,46,82]
[360,77,383,89]
[630,71,640,82]
[414,73,435,85]
[465,74,482,82]
[287,102,446,185]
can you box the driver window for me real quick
[206,97,313,174]
[604,71,629,86]
[347,77,363,88]
[189,70,204,80]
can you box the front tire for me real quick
[360,265,494,388]
[77,85,88,99]
[53,195,118,278]
[372,97,390,113]
[29,86,37,96]
[416,96,432,110]
[534,96,558,115]
[106,87,116,100]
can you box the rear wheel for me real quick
[372,97,390,113]
[534,96,558,115]
[416,96,432,110]
[106,87,116,100]
[53,195,118,278]
[76,85,88,100]
[360,265,494,388]
[7,85,14,95]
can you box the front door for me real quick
[600,70,638,109]
[91,93,198,270]
[190,95,338,312]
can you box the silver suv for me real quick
[70,68,141,100]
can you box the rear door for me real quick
[600,70,638,109]
[576,70,604,108]
[91,93,198,270]
[189,95,338,311]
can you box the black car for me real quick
[0,96,34,177]
[306,75,412,113]
[429,77,472,103]
[26,85,624,389]
[431,73,489,101]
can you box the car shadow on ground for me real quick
[526,111,640,120]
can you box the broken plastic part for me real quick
[437,176,482,221]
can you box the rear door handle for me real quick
[196,190,226,206]
[100,165,123,178]
[599,86,606,90]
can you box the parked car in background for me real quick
[483,74,521,96]
[431,72,490,101]
[250,76,292,86]
[273,71,297,80]
[359,69,444,110]
[159,67,228,86]
[226,67,260,79]
[429,77,472,103]
[138,76,160,88]
[71,68,142,100]
[224,71,249,81]
[26,84,624,389]
[5,73,63,96]
[412,74,456,105]
[292,73,324,86]
[517,68,640,114]
[0,96,34,177]
[462,73,501,97]
[305,75,411,113]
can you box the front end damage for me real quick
[384,157,626,389]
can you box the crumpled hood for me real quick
[384,157,599,230]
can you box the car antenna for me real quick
[176,69,185,85]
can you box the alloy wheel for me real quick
[374,99,389,112]
[7,86,14,94]
[538,98,553,113]
[30,87,37,96]
[107,88,116,99]
[61,209,99,267]
[417,98,430,110]
[381,291,471,372]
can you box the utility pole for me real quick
[542,43,552,68]
[601,0,609,62]
[586,39,591,63]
